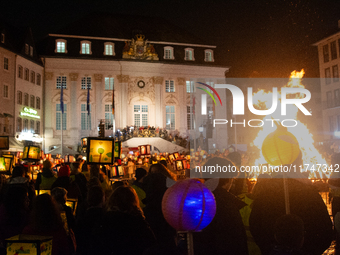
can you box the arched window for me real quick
[104,42,115,56]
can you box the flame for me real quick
[251,69,328,179]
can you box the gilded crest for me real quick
[123,34,159,61]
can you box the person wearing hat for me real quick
[35,160,57,193]
[51,165,82,203]
[131,168,147,208]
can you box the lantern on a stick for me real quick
[262,125,300,166]
[162,179,216,255]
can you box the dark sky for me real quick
[1,0,340,78]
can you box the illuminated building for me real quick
[38,14,229,152]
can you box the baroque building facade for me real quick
[39,14,229,152]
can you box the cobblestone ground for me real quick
[321,192,336,255]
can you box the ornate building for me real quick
[38,13,229,152]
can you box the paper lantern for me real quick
[6,235,52,255]
[138,144,151,155]
[262,128,300,166]
[64,155,75,163]
[162,179,216,231]
[172,159,188,171]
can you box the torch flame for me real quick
[251,69,328,179]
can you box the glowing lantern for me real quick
[261,127,300,166]
[64,155,75,163]
[162,179,216,231]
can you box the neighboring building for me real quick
[38,14,229,153]
[0,21,44,152]
[314,22,340,149]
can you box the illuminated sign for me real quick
[20,107,40,119]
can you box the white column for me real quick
[177,78,187,135]
[117,75,129,128]
[94,74,103,133]
[44,72,54,139]
[154,76,164,128]
[69,73,78,142]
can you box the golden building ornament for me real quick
[69,73,78,81]
[153,76,164,84]
[122,34,159,61]
[177,78,186,86]
[117,75,129,83]
[94,74,103,82]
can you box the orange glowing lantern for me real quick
[138,144,151,155]
[64,155,75,163]
[262,127,300,166]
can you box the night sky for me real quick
[1,0,340,78]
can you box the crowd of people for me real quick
[0,150,338,255]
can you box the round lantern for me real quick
[162,179,216,231]
[261,127,300,166]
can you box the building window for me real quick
[186,81,194,93]
[3,85,8,98]
[25,44,29,55]
[333,65,339,83]
[30,120,34,133]
[204,49,214,62]
[325,68,331,84]
[56,103,67,130]
[105,104,113,130]
[185,48,194,61]
[56,39,67,53]
[327,91,333,108]
[81,104,91,130]
[80,41,91,55]
[81,77,92,89]
[1,33,4,43]
[335,89,340,107]
[164,46,174,60]
[30,46,33,57]
[36,73,41,85]
[166,106,175,130]
[17,118,22,132]
[24,68,29,81]
[31,71,35,83]
[24,93,28,106]
[105,77,114,90]
[30,95,35,108]
[165,80,175,92]
[331,41,337,60]
[17,91,22,104]
[36,97,40,109]
[23,119,28,132]
[187,106,194,130]
[4,57,8,70]
[104,42,115,56]
[323,44,330,63]
[56,76,67,89]
[36,121,40,134]
[18,66,23,78]
[134,105,148,127]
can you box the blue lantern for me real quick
[162,179,216,231]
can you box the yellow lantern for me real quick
[261,127,300,166]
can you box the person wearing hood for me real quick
[35,160,57,193]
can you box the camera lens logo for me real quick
[197,82,222,115]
